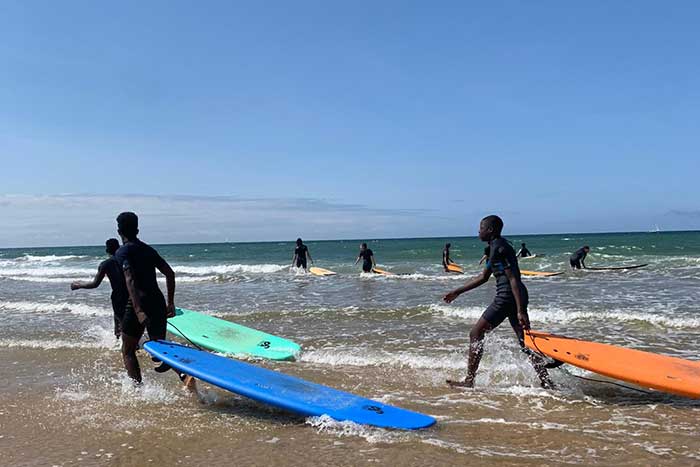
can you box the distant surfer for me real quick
[355,243,376,273]
[442,243,455,271]
[478,246,490,265]
[114,212,177,384]
[291,238,314,271]
[443,215,553,389]
[70,238,128,339]
[569,246,590,270]
[516,243,532,258]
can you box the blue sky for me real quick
[1,1,699,246]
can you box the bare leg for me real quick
[510,322,555,389]
[121,334,142,384]
[448,318,493,387]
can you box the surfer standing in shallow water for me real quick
[443,215,553,389]
[291,238,313,271]
[355,243,376,273]
[114,212,177,384]
[442,243,455,271]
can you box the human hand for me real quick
[517,310,531,330]
[443,290,461,303]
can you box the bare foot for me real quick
[447,378,474,388]
[182,375,197,391]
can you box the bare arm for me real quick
[155,259,176,318]
[71,267,106,291]
[505,268,529,329]
[443,269,491,303]
[291,253,298,267]
[354,255,361,265]
[306,249,314,264]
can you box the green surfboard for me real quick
[167,308,301,361]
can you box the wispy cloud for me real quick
[0,194,441,247]
[667,209,700,219]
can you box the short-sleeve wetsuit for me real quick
[482,237,528,328]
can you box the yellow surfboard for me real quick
[446,263,464,274]
[371,267,395,276]
[524,331,700,398]
[309,267,337,276]
[521,270,564,277]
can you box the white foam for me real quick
[0,300,110,316]
[429,304,700,329]
[306,415,409,444]
[0,266,96,279]
[173,264,287,275]
[0,327,118,350]
[20,254,89,262]
[301,349,467,370]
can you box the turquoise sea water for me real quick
[2,231,700,465]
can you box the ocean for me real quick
[1,231,699,465]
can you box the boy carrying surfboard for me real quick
[443,215,553,389]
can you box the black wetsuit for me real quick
[359,249,374,272]
[518,247,531,258]
[442,248,450,268]
[98,256,128,336]
[294,245,308,268]
[482,237,528,328]
[569,247,588,269]
[115,239,169,341]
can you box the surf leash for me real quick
[524,330,651,395]
[166,321,204,351]
[157,320,205,385]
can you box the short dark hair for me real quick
[521,243,526,246]
[481,215,504,235]
[105,238,120,255]
[361,242,367,248]
[117,212,139,239]
[583,245,590,250]
[296,238,302,245]
[445,243,451,248]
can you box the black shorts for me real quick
[296,257,307,269]
[570,259,582,269]
[121,295,167,341]
[110,296,128,337]
[482,293,529,329]
[362,262,372,273]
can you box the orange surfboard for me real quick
[446,263,464,274]
[524,331,700,398]
[521,270,564,277]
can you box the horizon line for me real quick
[1,229,697,250]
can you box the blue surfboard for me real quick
[144,341,436,430]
